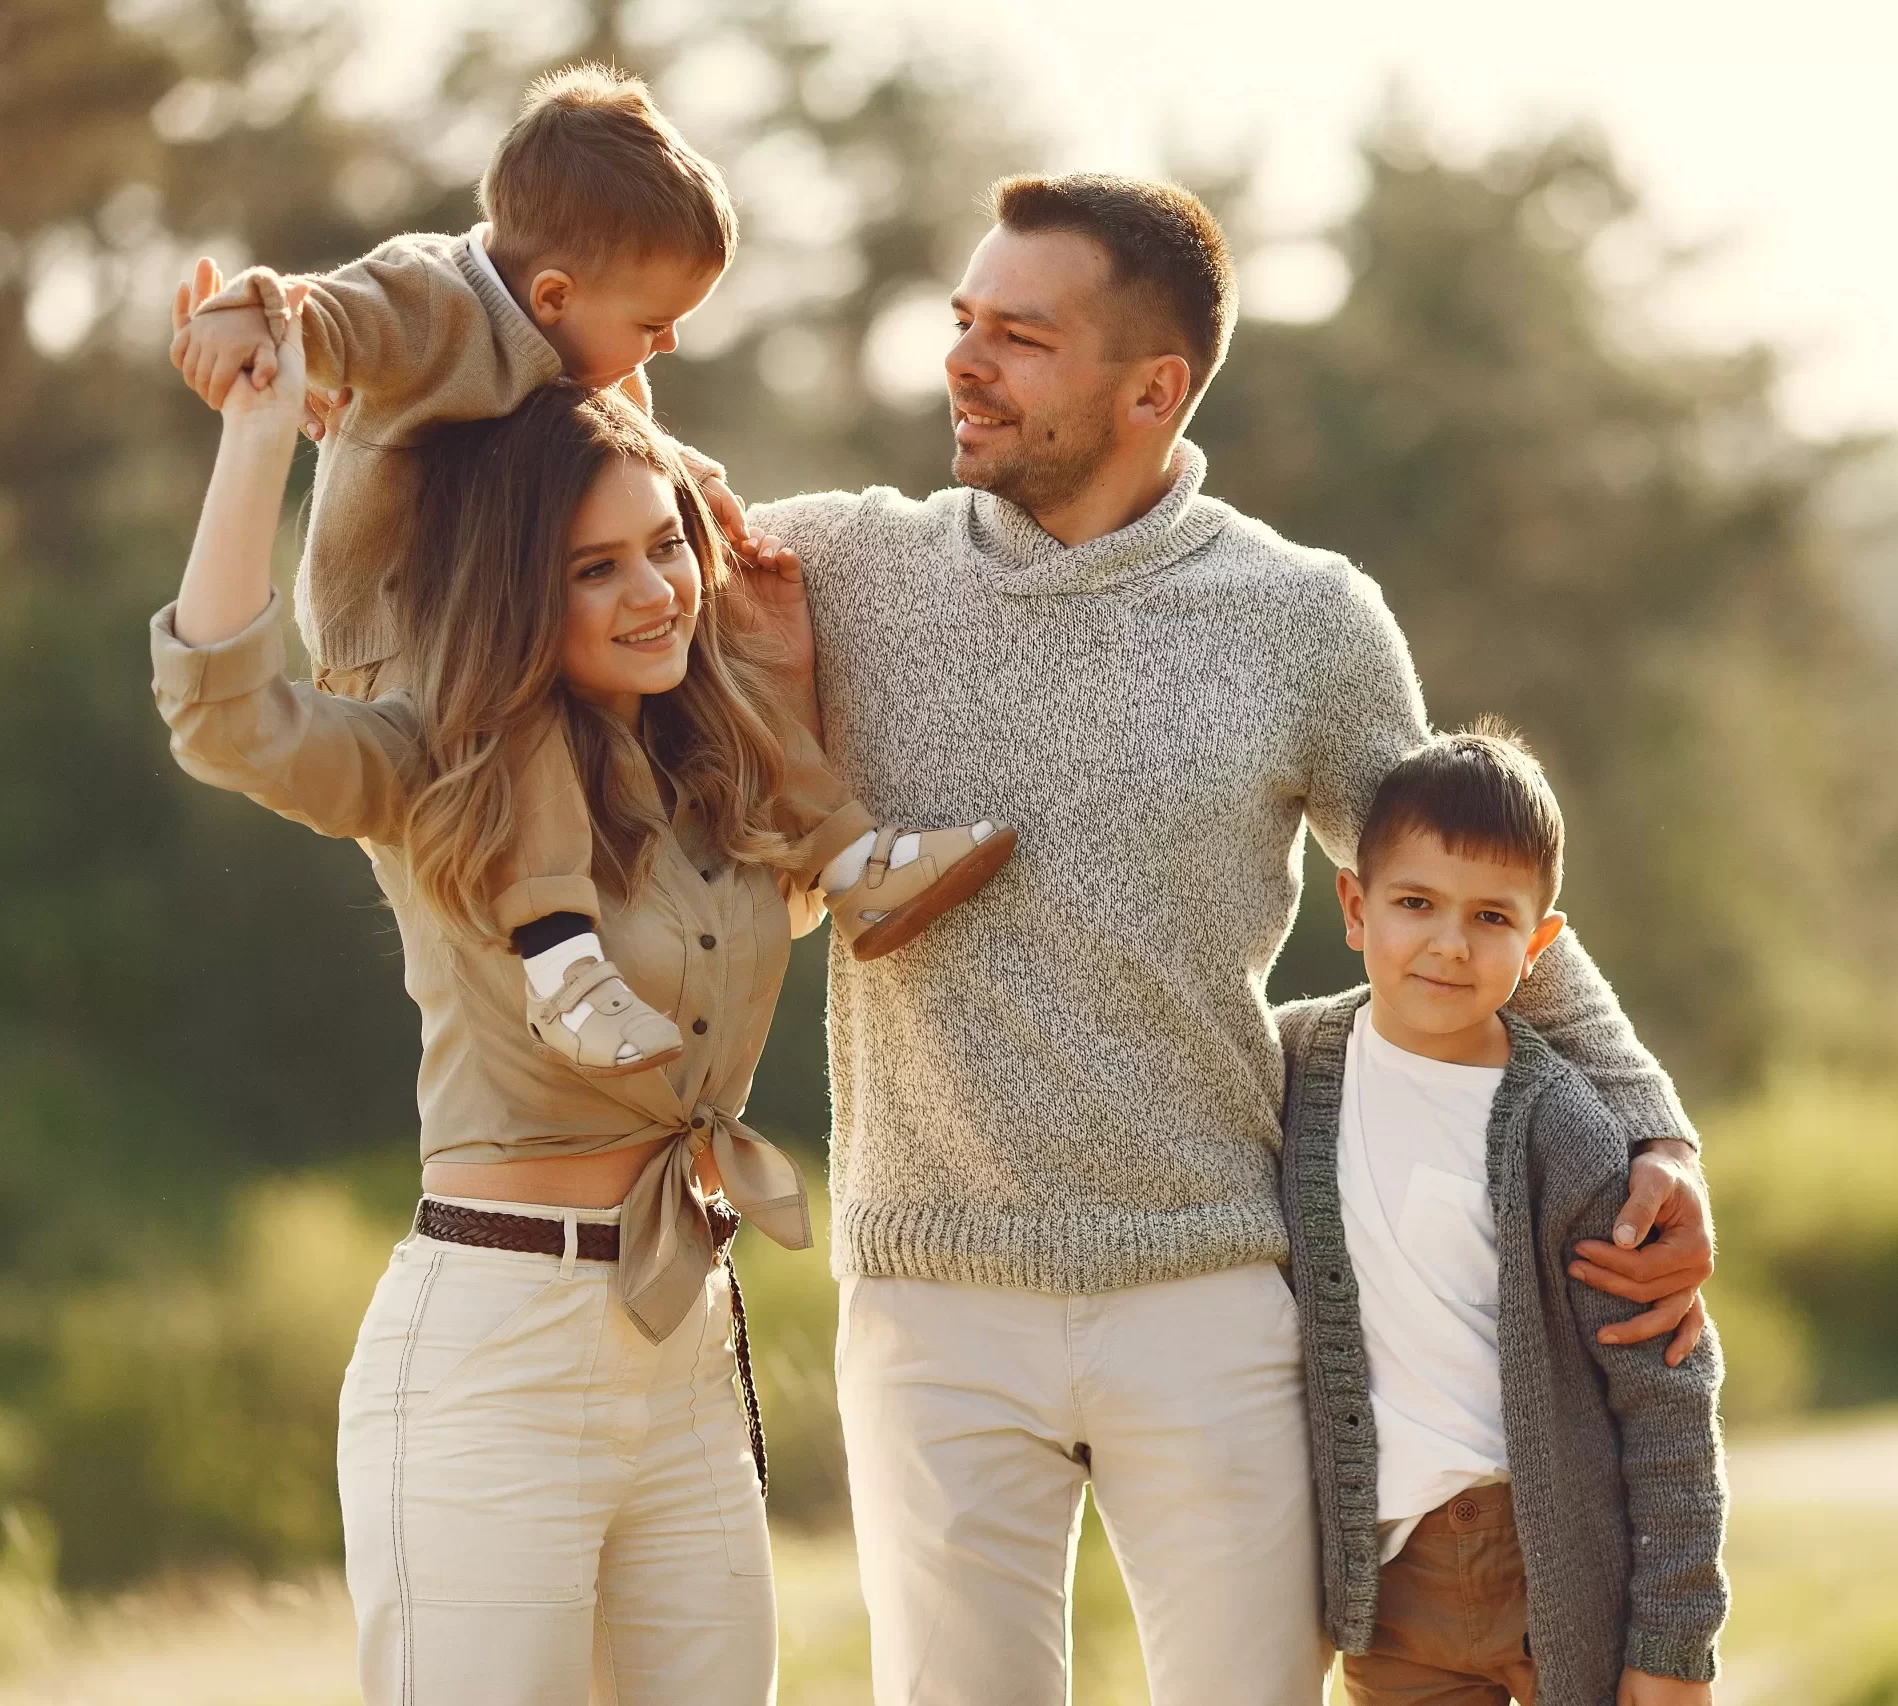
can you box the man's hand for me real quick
[1617,1666,1710,1705]
[1569,1138,1712,1366]
[676,443,748,549]
[170,257,277,408]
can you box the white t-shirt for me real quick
[1338,1004,1510,1561]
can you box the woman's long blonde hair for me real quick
[392,384,796,942]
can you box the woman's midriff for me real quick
[422,1137,671,1210]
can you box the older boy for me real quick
[171,63,1011,1079]
[1277,724,1727,1706]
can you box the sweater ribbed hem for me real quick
[832,1194,1289,1292]
[1624,1628,1719,1684]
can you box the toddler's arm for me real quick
[171,240,514,438]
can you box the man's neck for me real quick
[1030,437,1180,546]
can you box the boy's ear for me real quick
[1522,909,1566,977]
[527,268,577,327]
[1336,867,1368,952]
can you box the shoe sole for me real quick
[848,827,1019,962]
[531,1034,686,1078]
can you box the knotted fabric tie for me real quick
[616,1104,811,1344]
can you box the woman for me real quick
[153,289,882,1704]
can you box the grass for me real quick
[6,1415,1894,1706]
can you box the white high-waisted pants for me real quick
[337,1200,776,1706]
[836,1260,1327,1706]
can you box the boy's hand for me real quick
[1569,1140,1713,1366]
[170,257,279,408]
[1617,1667,1711,1705]
[676,443,748,548]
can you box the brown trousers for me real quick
[1341,1482,1538,1706]
[315,660,874,935]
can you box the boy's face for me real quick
[527,251,723,388]
[1337,827,1565,1062]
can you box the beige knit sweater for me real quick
[750,443,1695,1293]
[199,229,562,672]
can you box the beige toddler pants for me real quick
[337,1201,776,1706]
[836,1260,1329,1706]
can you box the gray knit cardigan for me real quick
[1277,990,1728,1702]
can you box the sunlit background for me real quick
[2,0,1895,1700]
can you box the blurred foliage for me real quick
[0,0,1894,1594]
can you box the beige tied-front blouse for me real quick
[151,594,821,1340]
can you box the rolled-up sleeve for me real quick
[152,592,420,844]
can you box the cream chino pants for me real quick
[836,1261,1328,1706]
[337,1203,775,1706]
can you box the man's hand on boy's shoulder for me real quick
[1569,1138,1713,1367]
[1618,1666,1712,1705]
[170,256,281,410]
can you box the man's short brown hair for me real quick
[479,63,737,280]
[1357,718,1566,906]
[986,173,1237,401]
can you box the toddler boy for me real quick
[1275,722,1727,1706]
[171,64,1012,1076]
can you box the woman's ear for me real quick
[1337,867,1368,952]
[527,268,577,328]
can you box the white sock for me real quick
[524,931,604,1035]
[819,823,995,894]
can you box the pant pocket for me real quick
[397,1252,601,1604]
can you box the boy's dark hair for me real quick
[479,63,737,280]
[986,173,1236,403]
[1357,717,1565,905]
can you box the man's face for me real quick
[945,226,1130,513]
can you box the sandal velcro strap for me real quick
[862,825,901,891]
[533,956,625,1025]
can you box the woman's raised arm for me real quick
[173,266,310,642]
[155,271,419,846]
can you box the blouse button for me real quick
[690,1116,706,1130]
[692,1018,709,1035]
[699,933,717,950]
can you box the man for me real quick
[745,173,1711,1706]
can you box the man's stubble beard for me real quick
[950,379,1119,517]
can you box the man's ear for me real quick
[527,268,577,328]
[1522,910,1566,977]
[1129,354,1193,430]
[1337,867,1368,952]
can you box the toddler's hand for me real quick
[169,256,277,408]
[676,442,748,548]
[736,532,815,680]
[1616,1667,1711,1706]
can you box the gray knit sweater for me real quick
[750,442,1695,1292]
[1278,989,1727,1701]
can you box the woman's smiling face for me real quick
[560,455,701,719]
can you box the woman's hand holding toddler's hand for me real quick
[169,258,311,437]
[1617,1668,1711,1705]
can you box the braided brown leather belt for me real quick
[412,1196,768,1494]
